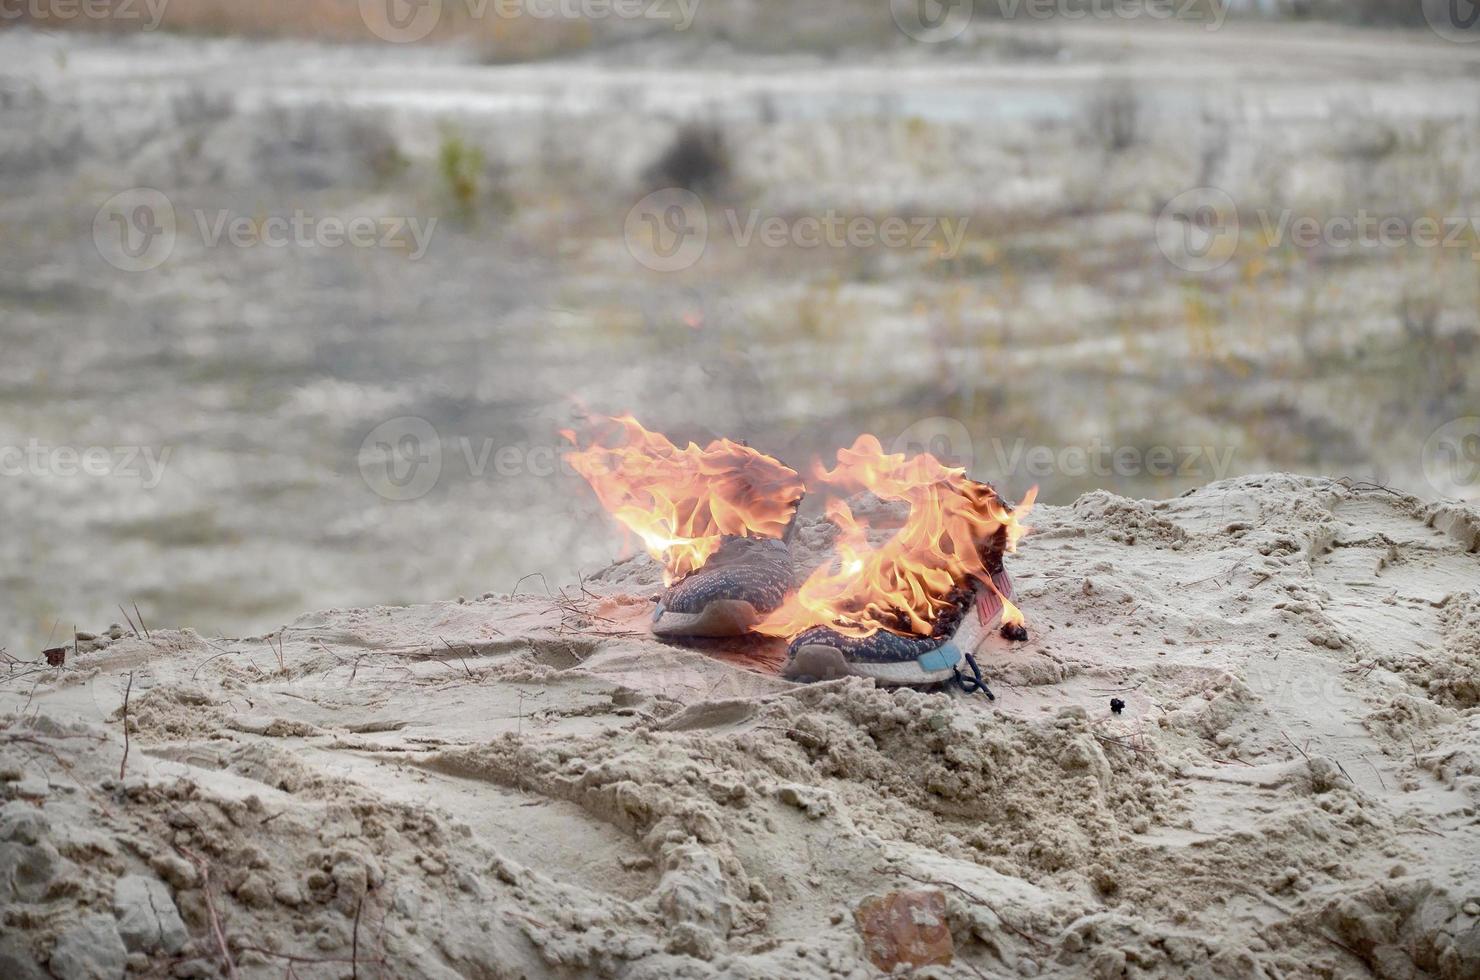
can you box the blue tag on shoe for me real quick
[917,644,960,673]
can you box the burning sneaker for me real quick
[780,532,1021,690]
[562,414,805,638]
[754,435,1034,691]
[650,518,800,637]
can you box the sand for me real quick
[3,474,1479,978]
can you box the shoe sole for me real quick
[783,643,963,685]
[651,599,761,638]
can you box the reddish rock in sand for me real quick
[853,889,954,971]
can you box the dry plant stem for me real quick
[0,731,107,745]
[1281,730,1356,784]
[266,631,286,673]
[180,847,239,980]
[119,671,134,780]
[439,637,475,678]
[119,605,141,639]
[192,649,239,681]
[512,571,552,596]
[237,947,380,968]
[352,897,362,980]
[234,894,385,974]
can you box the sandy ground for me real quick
[2,473,1478,978]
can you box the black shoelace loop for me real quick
[952,652,994,700]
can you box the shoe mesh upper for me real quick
[661,536,795,614]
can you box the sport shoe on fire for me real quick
[781,538,1021,692]
[651,532,799,638]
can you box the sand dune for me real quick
[2,474,1478,977]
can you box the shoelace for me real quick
[952,651,994,700]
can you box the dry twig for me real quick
[118,605,141,639]
[438,637,476,678]
[266,631,286,674]
[180,848,239,980]
[119,671,134,780]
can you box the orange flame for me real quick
[755,434,1034,639]
[562,415,803,585]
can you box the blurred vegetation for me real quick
[646,125,731,196]
[6,6,1478,659]
[438,128,485,219]
[4,0,1472,59]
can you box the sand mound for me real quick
[3,475,1478,978]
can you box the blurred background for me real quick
[3,0,1479,656]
